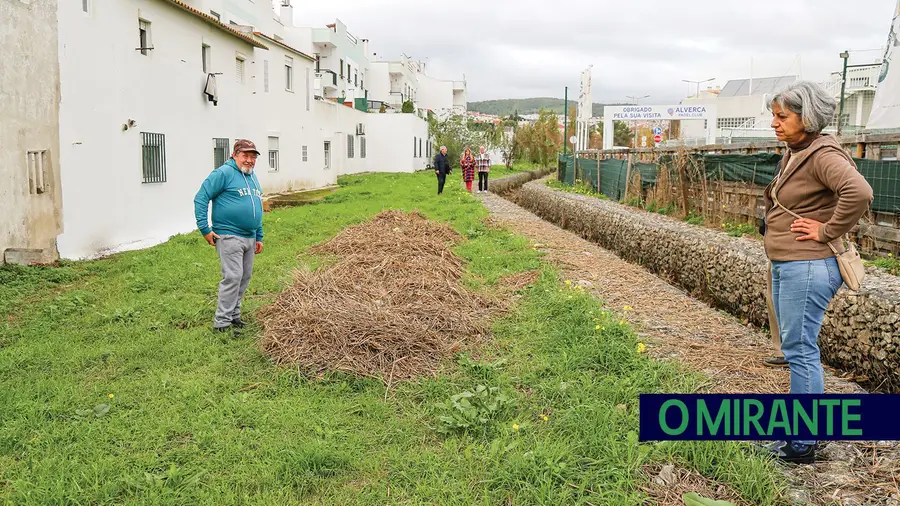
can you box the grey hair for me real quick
[766,80,837,133]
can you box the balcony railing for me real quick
[820,65,880,99]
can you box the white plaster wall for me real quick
[256,46,334,192]
[311,99,367,176]
[679,95,717,139]
[453,87,467,111]
[56,0,266,259]
[417,74,453,114]
[717,95,767,119]
[681,95,767,140]
[363,114,429,173]
[1,0,63,262]
[51,0,454,260]
[367,61,391,105]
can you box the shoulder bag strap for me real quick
[770,161,842,256]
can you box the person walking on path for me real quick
[194,139,265,335]
[476,145,491,193]
[460,147,476,193]
[433,145,451,195]
[760,81,872,464]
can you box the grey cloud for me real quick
[285,0,896,103]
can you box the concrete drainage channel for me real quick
[262,186,339,211]
[490,169,900,394]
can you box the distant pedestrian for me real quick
[761,81,872,464]
[434,145,451,195]
[194,139,265,335]
[460,147,476,193]
[476,145,491,193]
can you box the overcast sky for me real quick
[282,0,896,104]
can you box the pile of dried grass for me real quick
[259,210,502,382]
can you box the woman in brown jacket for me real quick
[761,81,873,463]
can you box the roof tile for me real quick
[162,0,268,49]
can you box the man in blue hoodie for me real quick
[194,139,264,334]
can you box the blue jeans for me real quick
[771,257,842,446]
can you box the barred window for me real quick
[27,150,50,195]
[141,132,166,183]
[213,137,229,168]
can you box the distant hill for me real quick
[468,98,624,117]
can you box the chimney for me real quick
[362,38,369,57]
[279,1,293,26]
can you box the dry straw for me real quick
[258,210,504,383]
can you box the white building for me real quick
[680,64,881,143]
[680,76,797,143]
[295,18,370,107]
[368,54,467,118]
[823,64,880,134]
[2,0,436,263]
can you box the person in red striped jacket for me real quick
[460,147,476,193]
[476,145,491,193]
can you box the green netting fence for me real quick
[558,153,900,214]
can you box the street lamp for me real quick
[682,78,715,98]
[626,94,650,105]
[838,51,849,136]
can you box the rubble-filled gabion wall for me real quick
[487,167,556,195]
[495,175,900,391]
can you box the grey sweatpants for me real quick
[214,235,256,328]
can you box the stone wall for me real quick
[492,173,900,392]
[488,167,556,196]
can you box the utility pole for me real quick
[838,50,849,137]
[563,86,568,156]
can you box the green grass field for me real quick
[0,166,785,505]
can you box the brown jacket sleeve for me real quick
[812,149,874,243]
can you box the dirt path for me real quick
[479,188,900,506]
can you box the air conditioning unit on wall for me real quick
[356,123,365,135]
